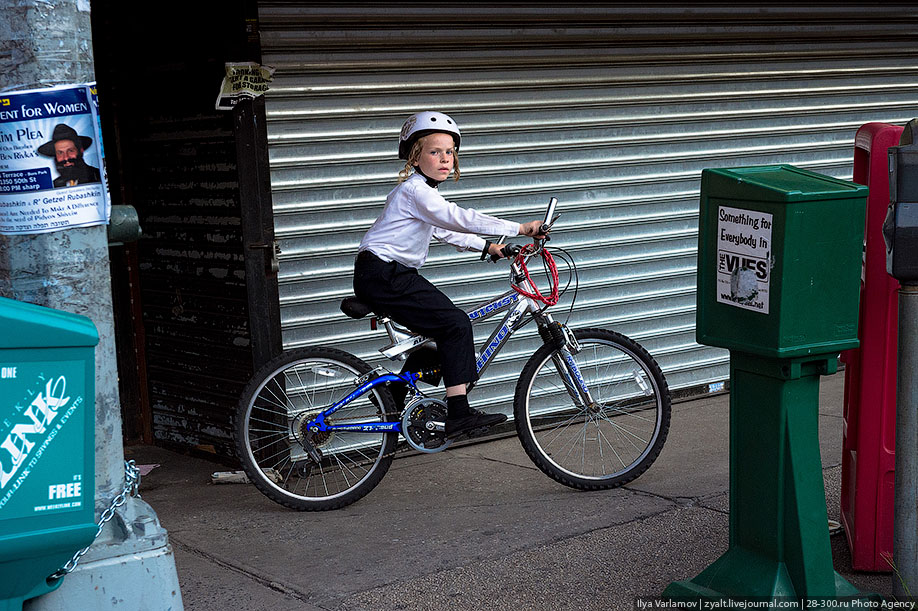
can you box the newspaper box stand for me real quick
[664,165,871,603]
[0,297,97,610]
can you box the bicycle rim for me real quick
[517,330,670,488]
[238,350,396,510]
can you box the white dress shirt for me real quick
[358,173,520,269]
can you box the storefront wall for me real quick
[258,5,918,410]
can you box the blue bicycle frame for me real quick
[306,270,594,437]
[306,290,540,434]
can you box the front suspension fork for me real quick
[551,349,595,408]
[538,315,595,408]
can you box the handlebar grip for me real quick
[490,243,522,263]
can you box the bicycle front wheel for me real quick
[514,327,671,490]
[235,347,398,511]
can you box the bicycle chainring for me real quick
[401,397,452,454]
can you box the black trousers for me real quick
[353,251,477,387]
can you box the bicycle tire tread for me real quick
[513,327,671,490]
[235,346,398,511]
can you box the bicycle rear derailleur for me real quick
[401,397,452,453]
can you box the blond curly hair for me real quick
[398,134,461,183]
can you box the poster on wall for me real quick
[215,61,275,110]
[87,81,112,217]
[0,84,110,235]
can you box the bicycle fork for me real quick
[535,313,596,409]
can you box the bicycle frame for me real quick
[236,196,673,510]
[304,257,594,437]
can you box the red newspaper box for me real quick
[840,122,903,572]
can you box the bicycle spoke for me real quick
[594,410,652,447]
[536,409,587,451]
[253,441,296,467]
[332,453,361,488]
[555,418,588,463]
[517,330,670,488]
[594,418,627,472]
[237,348,398,510]
[247,425,287,438]
[262,381,294,412]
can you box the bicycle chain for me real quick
[299,404,452,469]
[317,407,495,467]
[302,378,508,470]
[367,410,431,462]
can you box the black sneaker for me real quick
[445,409,508,439]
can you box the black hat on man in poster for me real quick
[36,123,101,188]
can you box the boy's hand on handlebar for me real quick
[488,242,509,258]
[489,243,521,263]
[519,220,549,238]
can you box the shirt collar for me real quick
[413,168,441,188]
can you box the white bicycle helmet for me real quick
[398,111,461,160]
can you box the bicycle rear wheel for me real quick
[514,327,671,490]
[235,347,398,511]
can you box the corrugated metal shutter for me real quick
[257,4,918,409]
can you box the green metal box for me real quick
[696,165,868,358]
[0,297,98,608]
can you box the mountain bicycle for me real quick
[235,198,671,511]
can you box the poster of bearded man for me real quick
[0,84,109,235]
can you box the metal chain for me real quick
[348,407,473,464]
[48,460,142,581]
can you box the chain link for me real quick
[48,460,142,581]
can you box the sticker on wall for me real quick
[215,62,276,110]
[716,206,773,314]
[0,84,110,235]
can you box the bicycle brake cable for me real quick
[550,246,579,324]
[512,244,560,306]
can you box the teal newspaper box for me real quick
[0,297,98,609]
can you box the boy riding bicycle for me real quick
[354,111,547,439]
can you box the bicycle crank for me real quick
[401,397,452,453]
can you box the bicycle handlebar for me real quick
[486,197,559,262]
[542,197,558,226]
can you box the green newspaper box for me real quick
[665,165,870,603]
[0,297,98,610]
[696,165,867,357]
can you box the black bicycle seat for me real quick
[340,296,374,319]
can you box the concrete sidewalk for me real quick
[127,371,895,610]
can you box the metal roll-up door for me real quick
[257,4,918,409]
